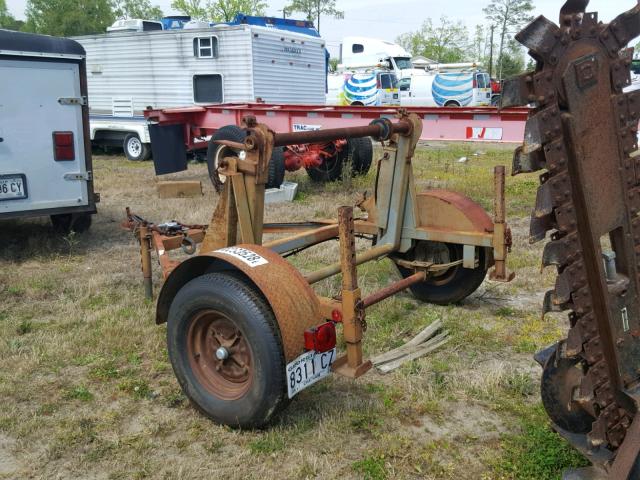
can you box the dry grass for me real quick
[0,145,584,479]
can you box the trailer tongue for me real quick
[504,1,640,477]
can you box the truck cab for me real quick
[327,70,398,106]
[399,70,491,107]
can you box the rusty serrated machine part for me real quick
[503,1,640,478]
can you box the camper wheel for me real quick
[444,101,461,107]
[123,134,151,161]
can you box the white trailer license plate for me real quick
[286,348,336,398]
[0,175,27,201]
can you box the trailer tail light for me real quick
[53,132,75,161]
[473,77,478,89]
[304,322,336,353]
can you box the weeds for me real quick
[352,455,387,480]
[491,404,588,479]
[64,385,93,402]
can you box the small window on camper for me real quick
[193,74,223,103]
[352,44,364,54]
[194,37,218,58]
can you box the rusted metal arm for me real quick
[271,119,411,147]
[304,243,395,285]
[362,271,427,309]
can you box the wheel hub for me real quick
[187,310,253,400]
[128,138,141,156]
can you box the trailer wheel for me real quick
[305,151,345,182]
[166,272,288,428]
[348,137,373,176]
[123,134,151,161]
[267,147,286,189]
[207,125,246,191]
[50,213,92,234]
[394,241,488,305]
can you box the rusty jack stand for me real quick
[331,206,373,378]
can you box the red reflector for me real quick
[331,309,343,322]
[53,132,75,161]
[304,322,337,353]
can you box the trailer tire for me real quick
[167,272,288,428]
[395,242,487,305]
[348,137,373,176]
[444,101,461,107]
[207,125,246,191]
[50,213,92,234]
[123,134,151,161]
[267,147,286,189]
[305,151,345,182]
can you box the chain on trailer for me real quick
[502,1,640,477]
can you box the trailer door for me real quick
[0,58,88,215]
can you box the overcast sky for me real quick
[4,0,630,56]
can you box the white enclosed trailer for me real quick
[74,24,327,160]
[0,30,97,232]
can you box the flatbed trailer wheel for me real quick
[306,149,345,182]
[207,125,284,190]
[395,241,488,305]
[348,137,373,176]
[306,137,373,182]
[166,272,288,428]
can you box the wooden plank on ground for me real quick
[371,320,442,365]
[157,181,203,199]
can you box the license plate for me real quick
[286,348,336,398]
[0,175,27,201]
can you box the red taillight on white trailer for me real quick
[53,131,74,161]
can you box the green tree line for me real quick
[396,0,534,79]
[0,0,344,36]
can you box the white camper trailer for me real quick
[74,23,327,160]
[0,30,97,232]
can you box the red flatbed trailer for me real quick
[145,103,529,148]
[143,103,530,183]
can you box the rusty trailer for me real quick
[125,109,513,428]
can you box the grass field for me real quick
[0,144,588,479]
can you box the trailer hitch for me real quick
[505,1,640,478]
